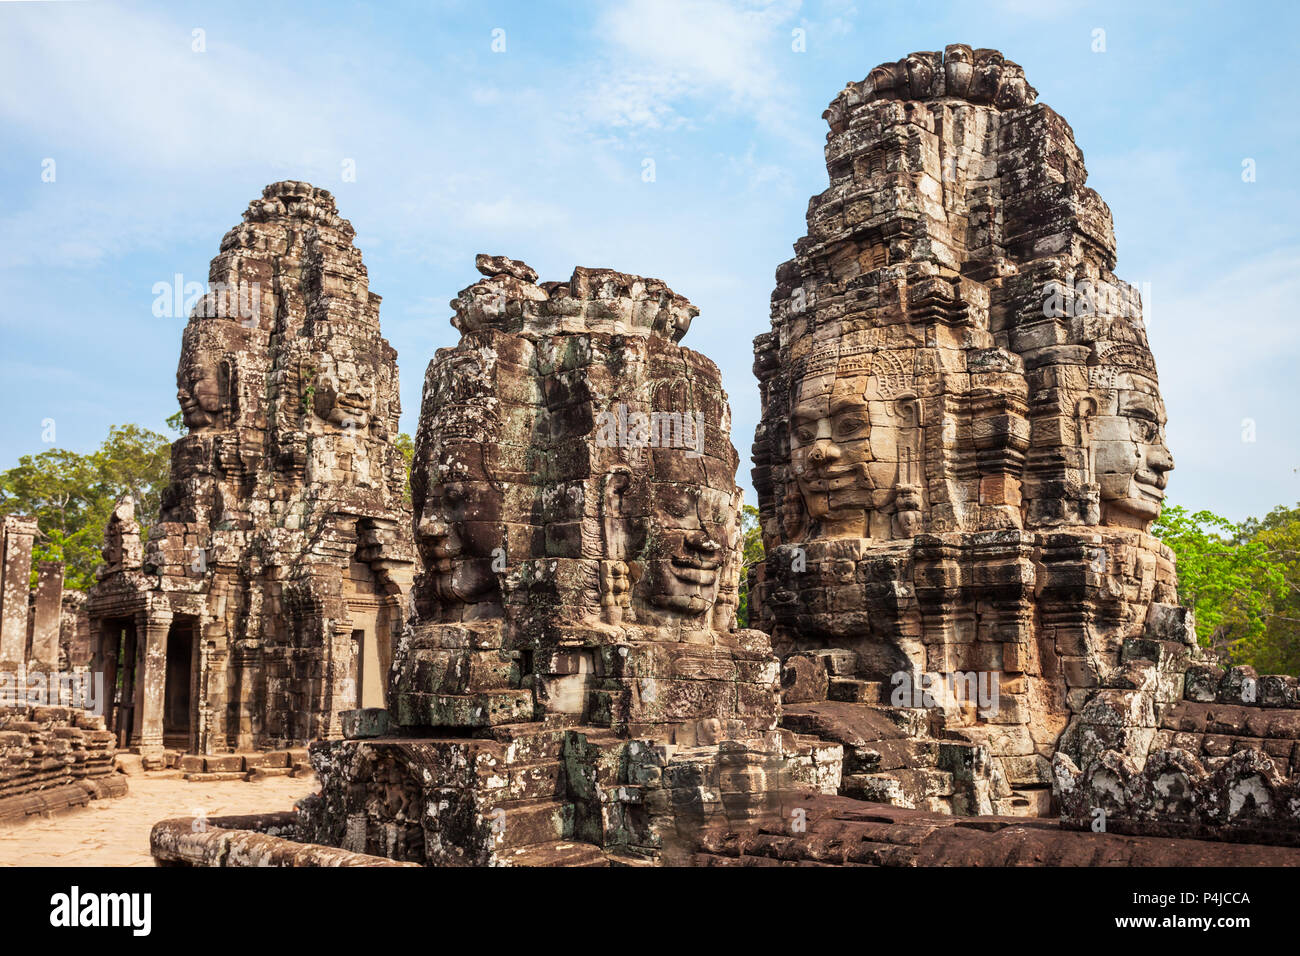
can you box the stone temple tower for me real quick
[89,181,414,757]
[300,255,838,866]
[751,46,1191,815]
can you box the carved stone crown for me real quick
[824,44,1038,133]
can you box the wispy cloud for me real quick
[0,5,353,174]
[575,0,805,142]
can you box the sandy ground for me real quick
[0,772,317,867]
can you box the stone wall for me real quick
[0,705,123,824]
[1055,662,1300,842]
[0,519,125,823]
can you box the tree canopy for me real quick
[736,504,763,628]
[1153,503,1297,674]
[0,422,175,589]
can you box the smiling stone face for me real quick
[1089,370,1174,530]
[412,447,503,615]
[311,352,372,431]
[787,366,908,539]
[790,371,872,529]
[177,347,224,430]
[636,482,730,622]
[409,345,508,621]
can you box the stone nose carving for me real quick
[1148,443,1174,481]
[416,507,450,544]
[806,440,840,467]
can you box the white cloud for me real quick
[1153,247,1300,518]
[577,0,805,140]
[990,0,1082,17]
[0,4,353,174]
[723,142,794,192]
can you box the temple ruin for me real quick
[293,254,834,865]
[0,517,123,824]
[749,45,1300,836]
[139,46,1300,865]
[88,182,415,760]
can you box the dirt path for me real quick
[0,772,316,867]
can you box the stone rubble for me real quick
[0,518,125,823]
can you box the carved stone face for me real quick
[636,482,728,622]
[945,44,974,96]
[789,370,899,537]
[312,354,371,430]
[995,63,1030,109]
[412,444,502,610]
[1090,372,1174,528]
[177,349,222,429]
[905,54,934,99]
[867,62,899,98]
[973,50,1004,102]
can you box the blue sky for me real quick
[1,0,1296,522]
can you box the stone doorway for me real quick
[354,627,385,710]
[97,617,138,749]
[163,618,197,750]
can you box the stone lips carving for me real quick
[88,181,414,756]
[751,45,1186,814]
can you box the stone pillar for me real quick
[0,516,38,672]
[200,627,227,755]
[61,592,93,670]
[131,610,172,753]
[118,624,138,748]
[29,562,64,672]
[91,619,119,738]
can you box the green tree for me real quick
[1237,504,1300,674]
[0,424,172,590]
[736,504,764,628]
[1152,504,1286,668]
[395,432,414,504]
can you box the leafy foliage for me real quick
[0,424,172,590]
[736,504,763,628]
[1236,504,1300,674]
[395,432,414,504]
[1152,504,1293,673]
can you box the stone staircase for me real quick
[780,649,1057,817]
[310,714,848,866]
[781,696,1013,815]
[456,722,608,867]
